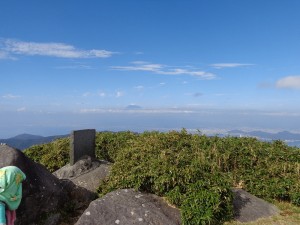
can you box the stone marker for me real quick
[70,129,96,165]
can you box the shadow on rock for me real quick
[0,145,95,225]
[232,188,280,223]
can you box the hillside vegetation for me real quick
[24,130,300,225]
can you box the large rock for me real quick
[53,155,111,192]
[0,145,94,225]
[232,188,280,222]
[75,189,181,225]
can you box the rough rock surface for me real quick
[0,145,95,225]
[75,189,181,225]
[53,155,111,192]
[232,188,280,222]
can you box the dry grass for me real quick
[225,201,300,225]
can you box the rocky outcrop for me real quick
[75,188,181,225]
[232,188,280,222]
[0,145,95,225]
[53,155,111,192]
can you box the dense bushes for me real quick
[24,129,300,224]
[24,137,70,172]
[98,131,233,225]
[95,131,137,162]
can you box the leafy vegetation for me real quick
[24,129,300,224]
[24,137,70,172]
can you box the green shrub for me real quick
[24,138,70,172]
[98,130,234,224]
[95,131,137,162]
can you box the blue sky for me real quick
[1,0,300,137]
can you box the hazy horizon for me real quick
[1,108,300,139]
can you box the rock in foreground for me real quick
[53,155,111,192]
[232,188,280,222]
[75,189,181,225]
[0,145,94,225]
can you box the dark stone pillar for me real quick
[70,129,96,165]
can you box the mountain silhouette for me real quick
[0,133,68,150]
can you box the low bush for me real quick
[24,137,70,172]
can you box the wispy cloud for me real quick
[17,107,26,112]
[1,39,115,59]
[2,94,21,99]
[112,61,215,79]
[83,90,124,98]
[134,51,144,55]
[0,50,16,60]
[210,63,254,69]
[116,91,124,98]
[0,51,8,59]
[98,92,106,97]
[276,76,300,90]
[134,85,144,90]
[79,107,194,114]
[56,64,93,70]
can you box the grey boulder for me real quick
[232,188,280,222]
[75,189,181,225]
[0,145,95,225]
[53,155,111,192]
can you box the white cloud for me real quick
[0,50,16,60]
[2,94,21,99]
[276,76,300,90]
[112,63,163,72]
[82,92,92,97]
[210,63,254,69]
[83,91,106,97]
[134,85,144,90]
[0,51,8,59]
[134,52,144,55]
[17,107,26,112]
[116,91,124,98]
[56,64,93,70]
[2,39,115,58]
[112,62,215,79]
[79,108,194,114]
[98,92,106,97]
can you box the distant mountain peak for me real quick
[13,133,43,140]
[12,133,44,140]
[0,133,68,150]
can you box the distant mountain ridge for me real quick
[1,130,300,151]
[0,133,68,150]
[227,130,300,147]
